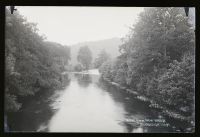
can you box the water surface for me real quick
[7,69,188,133]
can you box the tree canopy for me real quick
[100,7,195,120]
[94,49,110,68]
[5,9,71,112]
[77,46,92,70]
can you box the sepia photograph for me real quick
[4,6,195,133]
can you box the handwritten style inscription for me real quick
[125,119,170,127]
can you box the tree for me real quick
[157,53,194,111]
[77,46,92,70]
[44,41,71,72]
[5,8,71,112]
[99,60,114,80]
[118,7,194,89]
[94,49,110,68]
[99,7,195,121]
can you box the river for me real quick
[7,69,189,133]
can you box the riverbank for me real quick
[101,76,195,132]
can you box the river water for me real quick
[7,69,189,133]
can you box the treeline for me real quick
[74,47,111,72]
[99,8,195,118]
[93,49,110,68]
[5,9,71,112]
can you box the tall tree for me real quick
[77,46,92,70]
[119,7,194,88]
[94,49,110,68]
[99,7,195,120]
[5,8,71,112]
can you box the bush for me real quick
[157,54,194,113]
[5,94,22,112]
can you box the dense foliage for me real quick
[5,9,71,112]
[74,64,83,72]
[99,8,195,118]
[93,49,110,68]
[77,46,92,70]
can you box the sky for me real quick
[17,6,144,46]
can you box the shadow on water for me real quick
[96,78,189,133]
[61,74,71,88]
[7,74,71,132]
[74,74,92,88]
[7,92,55,132]
[96,78,149,133]
[6,72,191,132]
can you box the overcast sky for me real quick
[17,6,144,45]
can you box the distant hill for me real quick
[69,37,123,66]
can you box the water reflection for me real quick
[47,75,125,132]
[7,90,57,132]
[7,72,187,132]
[74,74,92,88]
[61,74,71,88]
[122,122,143,133]
[96,77,174,133]
[7,74,71,132]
